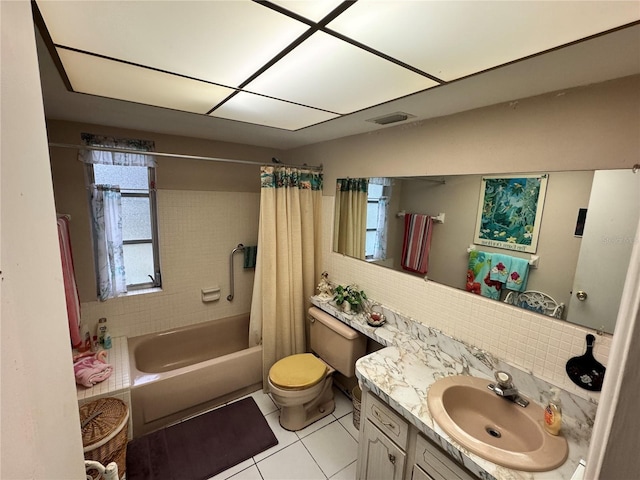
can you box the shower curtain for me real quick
[249,165,323,390]
[333,178,368,259]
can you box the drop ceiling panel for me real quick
[57,49,235,114]
[328,1,640,82]
[245,31,438,114]
[270,0,346,21]
[37,1,309,86]
[212,92,339,131]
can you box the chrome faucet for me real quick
[488,371,529,408]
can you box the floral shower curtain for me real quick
[90,185,126,301]
[249,165,323,390]
[333,178,368,259]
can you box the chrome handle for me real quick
[576,290,588,301]
[388,454,396,465]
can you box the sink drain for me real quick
[485,426,502,438]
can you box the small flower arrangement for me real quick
[333,284,367,312]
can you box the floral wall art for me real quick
[473,174,548,253]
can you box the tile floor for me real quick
[208,387,359,480]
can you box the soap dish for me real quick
[366,312,386,327]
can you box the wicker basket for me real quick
[352,385,362,430]
[80,398,129,480]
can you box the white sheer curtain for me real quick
[249,166,323,390]
[79,133,156,167]
[90,185,126,300]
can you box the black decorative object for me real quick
[566,334,606,391]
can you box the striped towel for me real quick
[401,214,434,275]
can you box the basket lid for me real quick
[80,398,129,450]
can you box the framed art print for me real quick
[473,174,548,253]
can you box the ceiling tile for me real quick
[270,0,346,22]
[328,1,640,81]
[37,0,309,87]
[57,49,235,114]
[244,31,438,114]
[212,92,339,130]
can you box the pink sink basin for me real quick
[427,375,568,472]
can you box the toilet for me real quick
[268,307,367,431]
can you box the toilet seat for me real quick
[269,353,327,390]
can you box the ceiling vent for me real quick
[366,112,415,125]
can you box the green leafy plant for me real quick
[333,284,367,312]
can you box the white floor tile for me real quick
[257,442,326,480]
[338,413,360,441]
[245,389,279,416]
[302,422,358,478]
[207,458,255,480]
[225,464,264,480]
[252,410,299,462]
[329,460,357,480]
[295,412,336,439]
[332,389,353,419]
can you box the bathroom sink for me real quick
[427,375,568,472]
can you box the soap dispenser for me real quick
[544,388,563,435]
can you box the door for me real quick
[569,169,640,333]
[358,420,406,480]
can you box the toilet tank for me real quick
[308,307,367,377]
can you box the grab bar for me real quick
[227,243,245,301]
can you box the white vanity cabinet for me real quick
[358,388,477,480]
[358,391,409,480]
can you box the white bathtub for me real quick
[128,313,262,437]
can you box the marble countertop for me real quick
[310,296,594,480]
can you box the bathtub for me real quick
[128,313,262,437]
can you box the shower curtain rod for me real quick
[48,143,323,171]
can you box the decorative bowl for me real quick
[366,312,386,327]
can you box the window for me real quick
[365,179,391,260]
[82,134,161,296]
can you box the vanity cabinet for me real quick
[358,391,409,480]
[358,388,477,480]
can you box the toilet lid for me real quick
[269,353,327,389]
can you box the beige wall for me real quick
[1,2,85,477]
[48,121,271,337]
[292,74,639,185]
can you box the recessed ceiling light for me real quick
[366,112,415,125]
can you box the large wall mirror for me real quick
[333,170,640,334]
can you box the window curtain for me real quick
[333,178,368,259]
[79,133,156,167]
[80,134,156,300]
[249,166,323,390]
[90,185,126,300]
[369,177,392,260]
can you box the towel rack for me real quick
[396,210,445,224]
[466,244,539,268]
[227,243,245,301]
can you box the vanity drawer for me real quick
[414,434,475,480]
[366,393,409,449]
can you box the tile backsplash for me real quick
[321,196,610,401]
[80,189,259,339]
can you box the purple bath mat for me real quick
[126,397,278,480]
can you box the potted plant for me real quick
[333,284,367,313]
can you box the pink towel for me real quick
[57,216,82,348]
[401,214,434,275]
[73,351,113,388]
